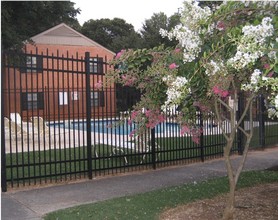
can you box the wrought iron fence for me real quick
[2,49,278,191]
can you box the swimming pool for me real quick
[72,120,182,135]
[50,120,181,135]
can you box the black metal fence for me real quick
[2,49,278,192]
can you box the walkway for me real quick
[1,147,278,220]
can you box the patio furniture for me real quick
[30,116,50,135]
[10,112,28,125]
[111,129,160,164]
[4,117,27,141]
[10,113,38,136]
[30,116,54,143]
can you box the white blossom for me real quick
[256,1,278,9]
[160,1,212,63]
[267,95,278,119]
[250,69,261,85]
[205,59,227,76]
[162,76,188,112]
[160,25,202,63]
[159,2,277,120]
[240,1,278,9]
[268,108,278,119]
[241,69,262,92]
[228,17,274,70]
[268,50,276,61]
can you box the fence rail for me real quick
[2,49,278,192]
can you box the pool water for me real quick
[50,120,181,135]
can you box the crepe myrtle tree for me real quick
[106,1,278,219]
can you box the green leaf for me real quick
[274,64,278,73]
[253,19,260,26]
[128,64,135,69]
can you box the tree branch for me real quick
[236,93,256,130]
[237,125,249,137]
[214,99,229,141]
[235,98,254,184]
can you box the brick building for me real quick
[3,23,116,121]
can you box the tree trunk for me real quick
[214,91,255,220]
[223,183,236,220]
[222,138,236,220]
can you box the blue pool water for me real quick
[50,120,181,135]
[72,120,182,135]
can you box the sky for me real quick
[74,0,185,31]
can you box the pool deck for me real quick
[4,127,136,154]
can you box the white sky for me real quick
[74,0,185,31]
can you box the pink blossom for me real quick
[121,74,127,80]
[213,86,229,98]
[129,129,136,137]
[131,111,138,120]
[124,80,132,86]
[145,110,151,117]
[169,63,178,69]
[191,128,202,144]
[263,63,270,69]
[146,122,155,128]
[213,86,221,95]
[180,124,190,136]
[158,115,165,123]
[192,135,200,144]
[221,90,229,98]
[128,110,138,125]
[144,109,165,128]
[174,48,181,53]
[121,74,136,86]
[116,52,122,59]
[115,49,125,59]
[180,125,202,144]
[216,21,225,31]
[267,71,274,77]
[95,80,103,90]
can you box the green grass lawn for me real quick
[43,170,278,220]
[250,123,278,148]
[4,134,231,184]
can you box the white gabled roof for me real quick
[31,23,115,55]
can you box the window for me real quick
[59,92,68,105]
[26,56,37,70]
[90,91,104,107]
[21,92,44,110]
[89,57,104,74]
[21,55,43,73]
[71,91,79,101]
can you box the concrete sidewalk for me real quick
[1,147,278,220]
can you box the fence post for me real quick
[85,52,93,179]
[151,128,156,169]
[199,111,204,162]
[1,52,7,192]
[237,93,244,155]
[258,94,265,148]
